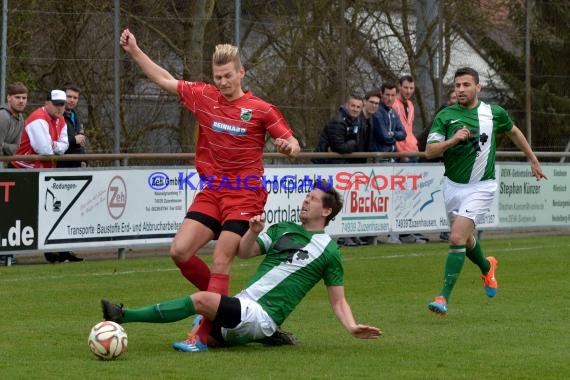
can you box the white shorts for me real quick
[221,291,278,341]
[443,177,497,225]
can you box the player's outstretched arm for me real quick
[505,126,547,181]
[120,28,178,96]
[327,285,383,340]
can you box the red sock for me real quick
[195,273,229,344]
[175,256,210,291]
[195,317,213,344]
[207,273,230,295]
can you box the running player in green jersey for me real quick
[425,67,546,316]
[101,182,382,351]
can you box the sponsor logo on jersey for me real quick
[240,108,253,121]
[212,121,246,135]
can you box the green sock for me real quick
[439,246,466,301]
[466,238,490,274]
[122,296,196,323]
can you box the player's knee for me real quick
[191,292,219,318]
[448,232,467,246]
[169,241,193,262]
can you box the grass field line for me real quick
[0,243,555,285]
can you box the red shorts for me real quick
[188,186,268,225]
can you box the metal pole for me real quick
[562,139,570,163]
[436,0,443,108]
[234,0,241,47]
[113,0,124,257]
[113,0,121,166]
[339,0,346,104]
[1,0,8,102]
[525,0,532,146]
[417,0,438,117]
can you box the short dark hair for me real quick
[364,89,382,100]
[347,93,363,102]
[380,81,397,94]
[63,82,81,93]
[454,67,479,84]
[315,180,342,226]
[399,75,414,85]
[6,82,28,96]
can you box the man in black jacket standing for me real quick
[314,94,368,246]
[314,94,365,164]
[57,83,86,168]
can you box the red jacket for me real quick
[11,107,68,168]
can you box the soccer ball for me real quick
[88,321,128,360]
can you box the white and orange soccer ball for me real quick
[88,321,128,360]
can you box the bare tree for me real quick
[5,0,568,157]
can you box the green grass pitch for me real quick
[1,235,569,379]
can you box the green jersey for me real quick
[428,100,513,184]
[244,221,343,326]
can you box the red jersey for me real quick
[178,80,293,178]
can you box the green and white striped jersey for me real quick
[427,100,513,184]
[244,222,343,326]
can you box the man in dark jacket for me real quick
[314,94,365,164]
[356,89,381,163]
[370,82,406,162]
[313,95,368,246]
[57,83,86,168]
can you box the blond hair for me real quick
[212,44,242,70]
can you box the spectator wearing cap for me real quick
[10,89,69,168]
[9,90,84,263]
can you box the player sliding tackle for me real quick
[102,183,382,351]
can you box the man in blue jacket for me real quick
[370,82,406,162]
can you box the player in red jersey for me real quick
[120,29,300,343]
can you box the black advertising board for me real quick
[0,171,39,252]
